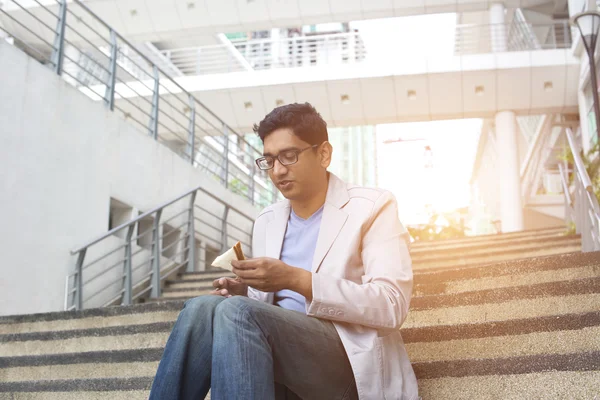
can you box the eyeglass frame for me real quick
[255,144,319,171]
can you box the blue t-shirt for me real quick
[275,205,324,313]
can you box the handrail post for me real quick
[186,191,198,272]
[150,209,162,298]
[104,29,117,111]
[51,0,67,75]
[149,66,160,139]
[74,249,86,310]
[122,225,135,305]
[221,206,230,253]
[187,95,196,164]
[222,124,230,188]
[250,162,256,205]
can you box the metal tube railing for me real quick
[1,0,276,208]
[63,181,255,310]
[562,128,600,252]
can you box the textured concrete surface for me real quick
[161,289,213,298]
[402,312,600,343]
[407,326,600,362]
[0,311,180,336]
[411,228,567,250]
[0,361,159,382]
[6,391,151,399]
[405,293,600,328]
[418,371,600,399]
[0,332,169,357]
[415,265,599,296]
[411,236,581,262]
[413,244,582,270]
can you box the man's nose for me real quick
[272,159,288,176]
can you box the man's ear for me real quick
[319,141,333,168]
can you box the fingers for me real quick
[209,288,230,297]
[212,278,230,289]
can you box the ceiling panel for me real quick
[266,0,302,25]
[145,0,182,34]
[393,0,425,16]
[424,0,457,13]
[116,0,157,37]
[326,80,365,126]
[260,85,297,112]
[428,72,464,118]
[394,75,430,120]
[228,88,268,131]
[530,66,567,110]
[457,0,490,12]
[496,68,531,112]
[361,0,394,19]
[298,0,332,24]
[173,0,212,30]
[329,0,363,21]
[292,83,333,124]
[462,70,497,114]
[205,0,241,28]
[87,1,127,33]
[195,90,238,130]
[360,77,397,121]
[236,0,271,30]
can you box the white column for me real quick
[489,3,507,52]
[495,111,524,232]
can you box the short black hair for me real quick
[253,102,328,145]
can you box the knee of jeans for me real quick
[181,295,224,319]
[214,296,255,322]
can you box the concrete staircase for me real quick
[1,228,599,398]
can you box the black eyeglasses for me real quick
[255,145,319,170]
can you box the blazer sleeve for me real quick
[247,210,271,303]
[305,191,413,331]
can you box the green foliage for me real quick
[229,177,249,198]
[561,143,600,202]
[407,211,467,242]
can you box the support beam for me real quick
[496,110,525,232]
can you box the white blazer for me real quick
[248,173,419,400]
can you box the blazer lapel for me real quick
[265,202,290,259]
[311,173,350,273]
[311,203,348,273]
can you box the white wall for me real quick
[0,42,259,316]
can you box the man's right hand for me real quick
[210,277,248,298]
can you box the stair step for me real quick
[410,227,566,249]
[160,288,214,298]
[413,244,581,270]
[411,277,600,310]
[0,302,183,335]
[176,270,233,282]
[410,235,580,262]
[415,265,598,296]
[418,370,600,399]
[166,281,217,290]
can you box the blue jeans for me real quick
[149,295,358,400]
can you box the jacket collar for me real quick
[265,173,350,274]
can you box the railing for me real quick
[0,0,276,208]
[157,31,367,76]
[560,128,600,252]
[64,184,255,311]
[454,21,572,55]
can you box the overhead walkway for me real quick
[0,0,565,43]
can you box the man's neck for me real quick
[291,174,329,219]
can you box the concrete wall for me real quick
[0,42,259,316]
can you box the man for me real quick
[149,103,418,400]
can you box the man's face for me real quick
[262,128,323,201]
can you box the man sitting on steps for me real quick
[148,103,418,400]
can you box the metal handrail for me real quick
[1,0,276,208]
[65,182,255,311]
[562,128,600,252]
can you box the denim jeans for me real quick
[148,295,357,400]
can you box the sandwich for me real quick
[211,241,245,272]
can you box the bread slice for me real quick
[211,241,245,272]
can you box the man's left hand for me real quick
[231,257,294,293]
